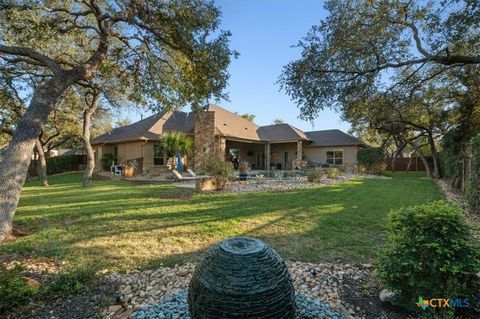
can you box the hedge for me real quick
[466,135,480,213]
[35,155,86,175]
[441,128,463,178]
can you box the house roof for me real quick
[206,104,262,141]
[257,123,309,142]
[305,129,366,147]
[91,104,365,147]
[91,110,194,145]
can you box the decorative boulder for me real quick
[188,237,296,319]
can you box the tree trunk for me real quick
[417,151,433,178]
[407,141,433,178]
[35,139,49,186]
[0,75,77,241]
[427,133,441,178]
[406,156,413,173]
[82,93,99,188]
[391,143,405,172]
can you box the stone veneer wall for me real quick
[193,111,216,172]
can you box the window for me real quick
[326,150,343,166]
[154,144,165,166]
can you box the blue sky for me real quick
[131,0,350,132]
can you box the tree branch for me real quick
[0,45,62,74]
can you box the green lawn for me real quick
[1,172,441,273]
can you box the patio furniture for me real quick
[186,168,209,178]
[110,162,124,176]
[172,169,197,181]
[188,237,295,319]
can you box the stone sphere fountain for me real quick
[188,237,296,319]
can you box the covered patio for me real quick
[219,138,304,171]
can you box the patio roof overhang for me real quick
[223,136,265,144]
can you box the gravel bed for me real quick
[217,173,390,194]
[102,260,374,319]
[133,289,346,319]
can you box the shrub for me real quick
[255,174,266,184]
[357,148,385,174]
[43,155,86,175]
[466,135,480,213]
[307,170,323,182]
[101,153,115,171]
[46,267,96,295]
[325,167,341,179]
[0,264,38,312]
[441,128,464,178]
[377,201,479,315]
[205,156,234,191]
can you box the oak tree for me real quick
[0,0,236,241]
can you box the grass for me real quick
[0,172,442,273]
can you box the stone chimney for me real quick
[193,111,216,171]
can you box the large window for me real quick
[326,150,343,166]
[154,144,165,166]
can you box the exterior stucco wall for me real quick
[304,145,359,165]
[142,142,155,171]
[94,140,194,173]
[94,142,150,171]
[116,142,144,164]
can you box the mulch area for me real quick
[3,278,119,319]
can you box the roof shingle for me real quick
[305,129,365,147]
[257,124,308,141]
[91,105,365,147]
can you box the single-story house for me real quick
[91,104,367,172]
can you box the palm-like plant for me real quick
[158,132,193,169]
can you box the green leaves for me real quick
[377,201,480,314]
[466,135,480,213]
[205,155,234,190]
[158,132,193,158]
[279,0,480,121]
[357,148,385,174]
[0,264,39,312]
[1,0,236,112]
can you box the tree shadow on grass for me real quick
[4,174,442,272]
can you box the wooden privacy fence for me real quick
[385,157,427,171]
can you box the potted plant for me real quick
[239,161,249,181]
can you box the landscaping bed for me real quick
[218,173,391,193]
[3,259,411,319]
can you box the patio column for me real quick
[265,142,271,170]
[296,140,302,160]
[217,137,226,161]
